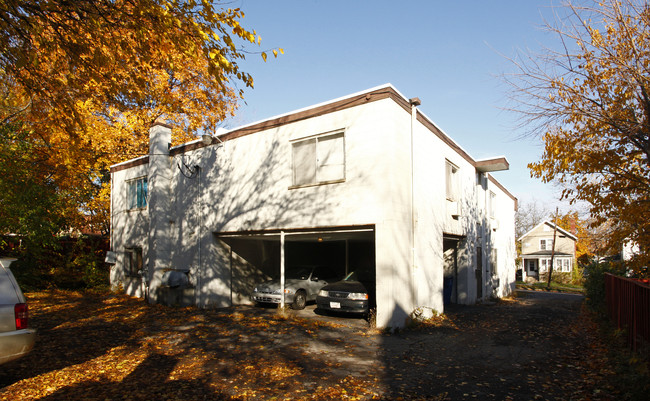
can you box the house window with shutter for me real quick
[540,238,554,251]
[291,131,345,187]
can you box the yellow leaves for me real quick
[262,48,284,62]
[0,0,280,229]
[198,29,209,41]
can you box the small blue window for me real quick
[127,177,148,209]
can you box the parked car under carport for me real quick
[251,265,339,310]
[316,270,375,316]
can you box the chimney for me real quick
[150,118,172,156]
[570,216,577,235]
[147,119,173,303]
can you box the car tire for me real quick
[292,290,306,310]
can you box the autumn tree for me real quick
[507,0,650,273]
[0,0,277,239]
[515,200,552,239]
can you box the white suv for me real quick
[0,258,36,365]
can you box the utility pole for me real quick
[547,207,559,290]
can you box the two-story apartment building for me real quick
[519,221,577,281]
[109,84,517,328]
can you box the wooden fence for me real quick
[605,273,650,351]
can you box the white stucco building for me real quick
[109,84,517,328]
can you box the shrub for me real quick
[5,235,109,291]
[583,261,626,314]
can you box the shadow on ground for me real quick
[2,289,624,401]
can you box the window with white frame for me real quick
[540,258,548,272]
[539,258,571,273]
[291,131,345,187]
[445,160,459,201]
[539,238,554,251]
[488,191,496,218]
[127,177,148,210]
[560,258,571,272]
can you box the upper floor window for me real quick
[291,131,345,187]
[445,160,459,201]
[127,177,148,210]
[488,191,496,218]
[540,238,554,251]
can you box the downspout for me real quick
[197,165,202,307]
[409,97,421,309]
[110,171,113,251]
[110,171,114,286]
[280,231,285,309]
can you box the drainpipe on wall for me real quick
[280,231,285,309]
[197,165,202,308]
[409,97,421,309]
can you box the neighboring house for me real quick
[109,84,517,328]
[519,221,577,281]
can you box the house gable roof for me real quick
[518,221,578,242]
[109,84,516,205]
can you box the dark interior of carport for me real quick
[443,234,464,304]
[216,226,376,307]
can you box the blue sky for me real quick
[226,0,573,212]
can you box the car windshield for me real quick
[284,267,312,280]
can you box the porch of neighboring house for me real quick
[520,251,573,281]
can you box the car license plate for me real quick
[330,302,340,309]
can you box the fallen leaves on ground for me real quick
[0,290,645,400]
[0,290,382,401]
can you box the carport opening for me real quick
[216,226,376,309]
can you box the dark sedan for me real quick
[316,271,373,315]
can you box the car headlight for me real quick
[318,290,329,297]
[284,288,294,294]
[347,292,368,300]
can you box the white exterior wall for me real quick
[110,161,150,297]
[110,86,517,328]
[485,180,517,298]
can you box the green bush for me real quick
[571,263,585,286]
[5,235,109,291]
[583,261,626,314]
